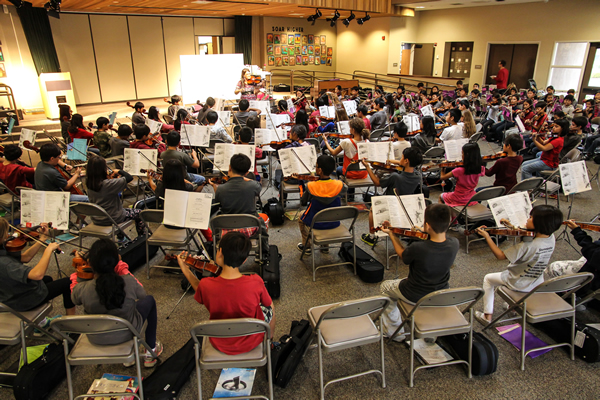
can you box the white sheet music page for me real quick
[286,98,296,114]
[145,119,163,135]
[421,105,434,118]
[278,145,317,176]
[215,111,231,128]
[371,194,426,229]
[488,192,533,229]
[20,191,70,230]
[181,124,210,147]
[342,100,357,116]
[124,148,158,176]
[357,142,392,163]
[248,100,270,115]
[254,128,286,145]
[213,143,256,171]
[337,121,351,136]
[443,138,469,161]
[319,106,335,119]
[402,114,420,133]
[265,112,290,130]
[19,128,37,150]
[559,161,591,196]
[163,189,213,230]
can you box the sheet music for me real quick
[421,105,434,118]
[357,142,392,163]
[443,138,469,162]
[286,98,296,114]
[278,145,317,176]
[337,121,351,136]
[342,100,357,116]
[145,118,163,135]
[488,192,533,229]
[163,189,213,230]
[123,148,158,176]
[402,114,420,133]
[319,106,336,119]
[20,190,70,230]
[180,124,210,147]
[515,115,526,133]
[19,128,36,150]
[265,112,290,130]
[67,138,88,161]
[108,111,117,126]
[254,128,286,145]
[213,143,255,171]
[372,194,426,229]
[215,111,231,128]
[248,100,270,115]
[559,161,591,196]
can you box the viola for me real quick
[144,130,162,147]
[285,174,319,182]
[71,250,94,280]
[371,226,428,240]
[209,175,229,184]
[165,254,221,276]
[563,221,600,233]
[126,101,147,114]
[466,227,535,238]
[482,152,507,161]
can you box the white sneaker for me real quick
[475,311,491,326]
[144,340,163,368]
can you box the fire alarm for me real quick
[382,36,385,41]
[434,43,437,47]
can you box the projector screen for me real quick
[180,54,245,104]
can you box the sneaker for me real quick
[297,243,312,254]
[144,340,163,368]
[475,311,491,326]
[123,359,136,367]
[34,315,62,337]
[361,233,378,247]
[384,332,407,343]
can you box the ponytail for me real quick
[89,239,125,310]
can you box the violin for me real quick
[71,250,94,280]
[209,175,229,184]
[142,169,162,181]
[371,226,428,240]
[563,221,600,232]
[245,75,262,85]
[285,173,319,182]
[466,227,535,238]
[439,161,464,168]
[4,226,42,253]
[257,139,292,148]
[315,133,353,139]
[165,254,221,276]
[144,131,162,148]
[368,161,404,173]
[482,152,507,161]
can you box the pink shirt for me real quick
[442,166,485,207]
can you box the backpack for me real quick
[262,197,285,226]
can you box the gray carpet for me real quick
[2,154,600,400]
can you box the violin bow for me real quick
[393,189,416,230]
[7,223,65,254]
[195,147,228,177]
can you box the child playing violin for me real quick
[484,133,523,193]
[475,205,563,324]
[390,122,411,161]
[439,143,485,209]
[130,124,166,155]
[93,116,113,158]
[521,119,566,180]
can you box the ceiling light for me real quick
[307,8,322,25]
[327,10,340,27]
[416,6,425,8]
[357,12,370,25]
[44,0,60,18]
[342,11,355,27]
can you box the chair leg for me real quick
[63,339,74,400]
[195,343,203,400]
[145,234,150,280]
[134,338,145,400]
[20,321,27,365]
[352,231,356,275]
[266,339,274,400]
[571,294,576,361]
[468,310,473,379]
[317,331,325,400]
[520,304,527,371]
[409,317,415,388]
[379,317,386,388]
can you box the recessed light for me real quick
[191,1,212,4]
[416,6,425,8]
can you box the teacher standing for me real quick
[491,60,509,92]
[235,68,264,100]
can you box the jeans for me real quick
[489,121,515,142]
[136,295,157,349]
[584,134,600,155]
[521,158,551,180]
[380,278,414,337]
[70,194,89,202]
[36,276,75,310]
[482,119,496,140]
[188,173,206,186]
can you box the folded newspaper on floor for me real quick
[86,373,139,400]
[406,339,454,365]
[213,368,256,398]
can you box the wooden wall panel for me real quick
[128,16,169,99]
[50,14,101,104]
[194,18,224,36]
[163,17,195,97]
[89,15,136,102]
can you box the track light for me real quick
[307,8,322,25]
[327,10,340,27]
[357,13,371,25]
[342,11,355,27]
[44,0,61,18]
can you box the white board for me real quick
[180,54,244,103]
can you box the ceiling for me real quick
[393,0,546,11]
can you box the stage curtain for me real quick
[235,15,252,65]
[17,6,61,75]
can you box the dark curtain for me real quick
[17,6,60,75]
[234,16,252,65]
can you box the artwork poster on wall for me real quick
[266,34,331,67]
[268,56,274,66]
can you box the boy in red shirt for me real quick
[130,124,166,155]
[1,144,35,193]
[178,232,274,355]
[484,134,523,193]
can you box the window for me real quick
[588,48,600,87]
[548,42,589,96]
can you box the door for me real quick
[486,44,538,89]
[413,44,435,76]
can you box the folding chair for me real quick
[162,114,174,125]
[70,202,135,249]
[0,182,20,225]
[140,209,200,278]
[537,148,581,206]
[210,214,263,263]
[299,206,359,281]
[507,177,544,197]
[389,287,484,387]
[341,162,374,204]
[468,132,482,144]
[308,296,391,400]
[369,128,387,142]
[452,186,506,253]
[51,315,155,400]
[0,302,58,381]
[483,272,594,370]
[190,318,272,400]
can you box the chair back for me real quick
[414,287,484,308]
[208,139,225,148]
[140,209,165,224]
[469,132,482,143]
[369,128,387,142]
[563,148,580,163]
[468,186,505,203]
[0,182,18,198]
[423,146,445,159]
[532,272,593,294]
[70,202,113,220]
[312,206,359,227]
[211,214,261,232]
[163,115,174,124]
[508,177,544,194]
[189,318,270,346]
[50,315,139,337]
[319,296,390,323]
[304,138,321,154]
[476,123,483,133]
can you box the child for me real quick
[235,99,261,126]
[129,124,166,154]
[475,205,563,323]
[167,95,182,117]
[411,116,437,154]
[369,98,387,131]
[178,231,274,354]
[560,116,586,159]
[439,109,464,141]
[390,122,411,160]
[297,155,347,254]
[93,116,113,158]
[484,134,523,193]
[131,102,146,125]
[379,204,459,338]
[282,124,309,148]
[160,131,206,186]
[277,99,294,120]
[357,105,371,131]
[439,143,485,207]
[206,110,233,143]
[238,127,263,178]
[110,125,131,157]
[481,94,501,140]
[562,95,575,120]
[34,143,87,202]
[2,144,35,192]
[68,113,94,144]
[521,119,566,180]
[517,99,535,132]
[361,147,423,247]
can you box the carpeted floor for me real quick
[2,147,600,400]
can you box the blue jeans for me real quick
[70,194,89,202]
[188,173,206,185]
[136,295,157,349]
[521,158,552,180]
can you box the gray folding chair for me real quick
[341,162,374,204]
[307,296,391,400]
[210,214,263,263]
[162,114,174,124]
[468,132,482,143]
[190,318,272,400]
[140,209,200,279]
[389,287,484,387]
[507,177,544,197]
[483,272,594,370]
[50,315,156,400]
[305,137,321,155]
[452,186,506,253]
[0,182,20,225]
[299,206,359,281]
[369,128,387,142]
[70,202,135,249]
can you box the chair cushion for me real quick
[0,193,15,207]
[0,303,51,340]
[148,225,190,245]
[543,181,561,194]
[201,336,264,362]
[282,182,301,193]
[399,302,469,332]
[70,334,134,359]
[309,304,379,346]
[313,225,352,244]
[500,288,573,317]
[453,203,493,220]
[80,221,130,236]
[343,176,373,187]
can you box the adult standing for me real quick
[491,60,509,92]
[234,68,264,100]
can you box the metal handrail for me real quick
[353,70,456,90]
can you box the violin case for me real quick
[533,318,600,363]
[120,235,158,273]
[339,242,384,283]
[262,245,281,299]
